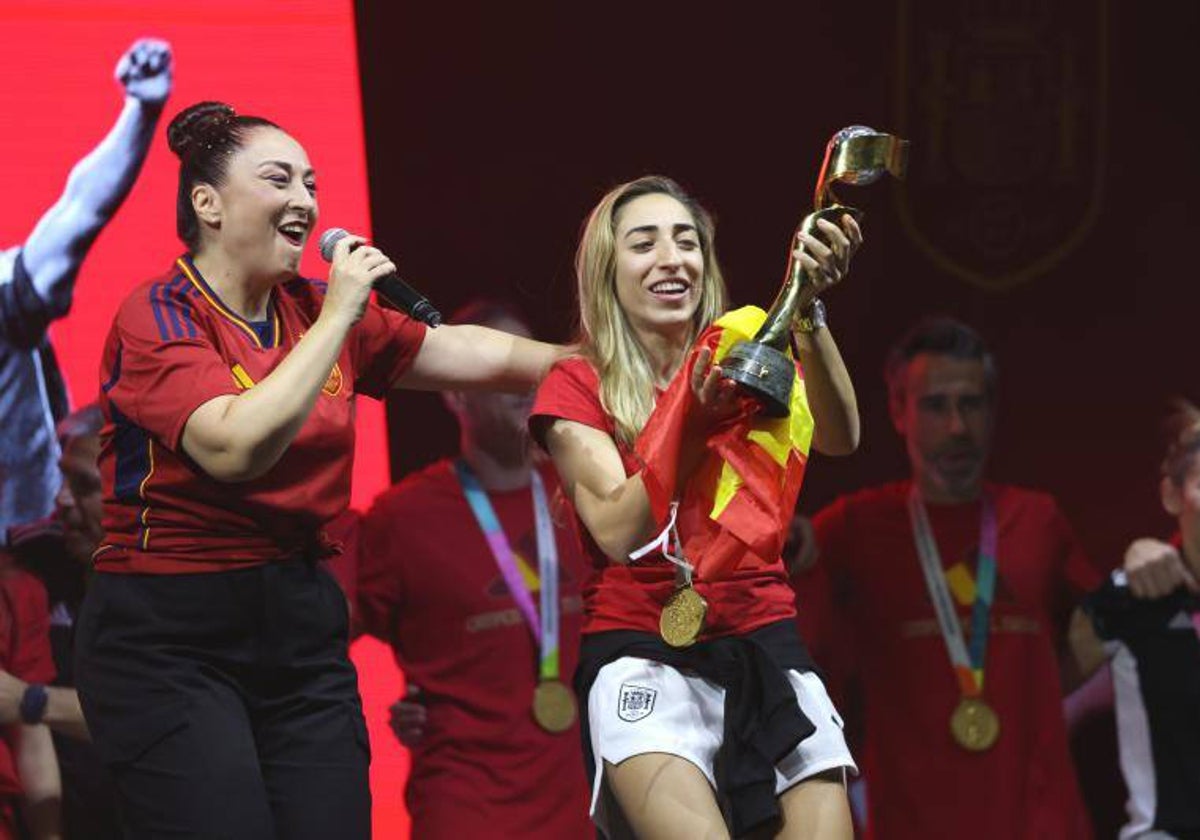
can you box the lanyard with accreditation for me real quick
[455,460,577,734]
[907,486,999,751]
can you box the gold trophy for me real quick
[721,126,909,416]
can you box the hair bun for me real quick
[167,101,237,160]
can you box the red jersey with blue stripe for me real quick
[0,561,55,803]
[94,255,426,574]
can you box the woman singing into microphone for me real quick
[74,101,564,839]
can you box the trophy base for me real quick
[720,340,793,417]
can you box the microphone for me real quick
[318,228,442,328]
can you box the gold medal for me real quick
[950,697,1000,751]
[532,679,577,734]
[659,585,708,648]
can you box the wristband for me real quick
[19,683,48,724]
[794,299,827,334]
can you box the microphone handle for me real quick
[374,273,443,328]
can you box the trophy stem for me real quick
[719,125,907,418]
[752,205,862,349]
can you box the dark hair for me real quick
[884,316,997,397]
[56,403,102,445]
[166,101,279,250]
[1162,399,1200,486]
[447,298,530,330]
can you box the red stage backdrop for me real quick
[0,2,409,836]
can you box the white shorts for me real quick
[587,656,857,831]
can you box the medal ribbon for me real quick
[456,461,561,682]
[908,487,997,697]
[629,501,694,587]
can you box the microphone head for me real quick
[318,227,350,263]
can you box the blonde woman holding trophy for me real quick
[531,128,905,839]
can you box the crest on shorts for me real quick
[617,683,657,723]
[893,0,1109,290]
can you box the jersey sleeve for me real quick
[350,300,427,399]
[810,497,855,598]
[529,357,612,449]
[0,250,57,350]
[355,491,409,645]
[102,287,240,450]
[2,571,56,685]
[796,499,859,704]
[1048,497,1103,634]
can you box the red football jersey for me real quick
[530,357,797,638]
[95,256,425,573]
[356,459,592,839]
[796,481,1100,840]
[0,563,56,802]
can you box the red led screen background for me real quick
[0,2,409,836]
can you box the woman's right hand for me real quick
[322,234,397,326]
[1124,538,1198,598]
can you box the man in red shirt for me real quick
[0,560,60,839]
[355,301,592,839]
[5,405,118,837]
[794,317,1099,839]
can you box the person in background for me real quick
[793,317,1099,839]
[356,300,593,839]
[0,38,172,535]
[0,553,60,839]
[1073,399,1200,838]
[4,405,118,838]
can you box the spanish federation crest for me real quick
[893,0,1109,290]
[617,683,657,723]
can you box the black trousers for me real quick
[74,560,370,840]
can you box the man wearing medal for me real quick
[354,300,592,839]
[794,318,1102,839]
[1070,399,1200,839]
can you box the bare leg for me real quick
[772,770,852,840]
[605,754,730,840]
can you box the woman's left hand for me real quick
[796,213,863,306]
[688,346,741,429]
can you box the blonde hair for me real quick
[1162,398,1200,485]
[575,176,728,447]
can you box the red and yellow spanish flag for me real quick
[635,307,814,581]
